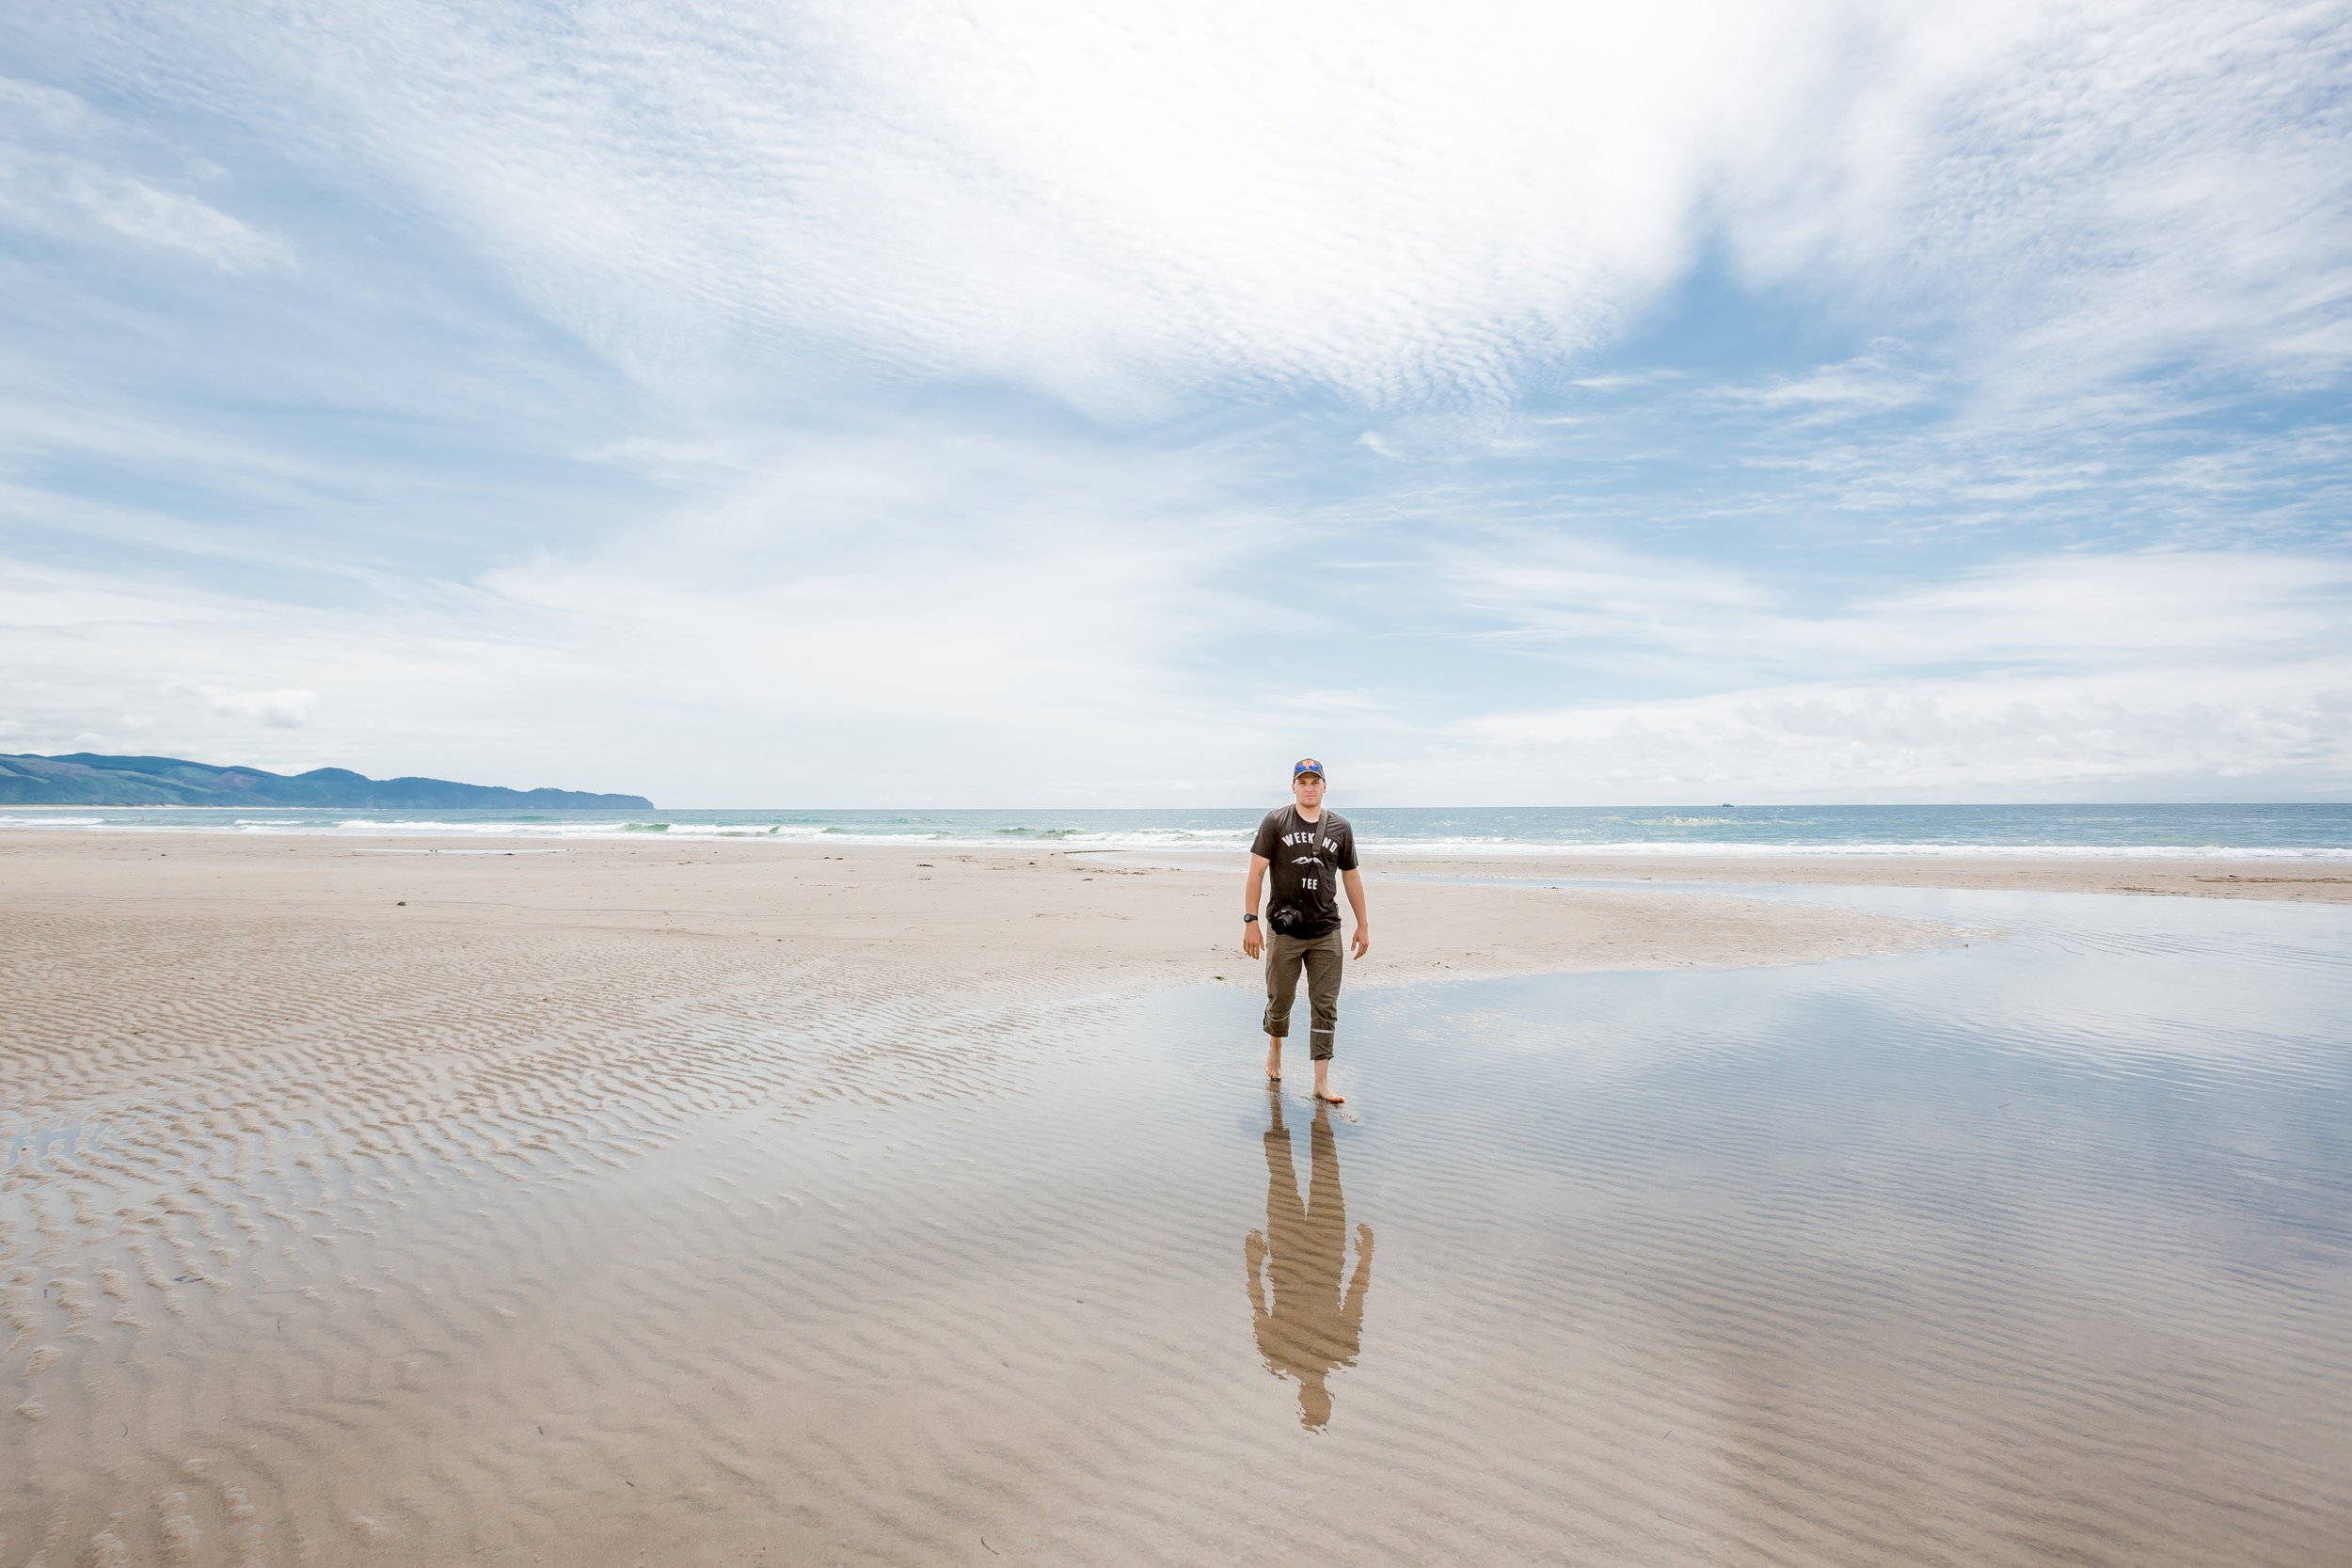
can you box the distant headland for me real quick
[0,752,655,810]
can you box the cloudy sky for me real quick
[5,0,2348,805]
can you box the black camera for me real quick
[1269,904,1306,934]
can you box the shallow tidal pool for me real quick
[6,885,2346,1566]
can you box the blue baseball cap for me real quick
[1293,757,1326,780]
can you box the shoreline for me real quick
[5,814,2345,864]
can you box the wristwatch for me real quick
[1242,913,1259,924]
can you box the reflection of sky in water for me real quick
[1182,886,2349,1557]
[10,885,2342,1563]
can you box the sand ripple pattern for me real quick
[2,889,2347,1566]
[0,912,1120,1565]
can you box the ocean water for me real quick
[4,800,2349,858]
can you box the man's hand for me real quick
[1243,853,1270,961]
[1342,867,1369,961]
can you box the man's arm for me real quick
[1343,867,1369,958]
[1338,1223,1374,1357]
[1244,853,1270,958]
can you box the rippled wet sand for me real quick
[6,887,2347,1565]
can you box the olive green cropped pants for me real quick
[1263,929,1344,1060]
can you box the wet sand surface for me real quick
[4,838,2348,1564]
[1338,852,2352,903]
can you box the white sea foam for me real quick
[5,809,2347,858]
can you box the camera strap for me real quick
[1271,806,1327,938]
[1295,806,1329,871]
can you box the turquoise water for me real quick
[4,801,2349,857]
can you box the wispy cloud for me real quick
[1709,354,1941,415]
[1387,546,2352,799]
[1442,546,2352,678]
[10,517,2343,801]
[1427,659,2352,801]
[1724,1,2352,396]
[31,0,2333,416]
[0,79,289,271]
[199,687,315,727]
[3,2,2347,801]
[0,422,1316,799]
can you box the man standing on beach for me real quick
[1243,758,1369,1103]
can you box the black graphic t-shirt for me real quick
[1250,806,1359,939]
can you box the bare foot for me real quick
[1315,1086,1346,1102]
[1265,1038,1283,1081]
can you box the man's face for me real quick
[1292,772,1326,807]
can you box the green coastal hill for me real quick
[0,752,655,810]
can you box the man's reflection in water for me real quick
[1245,1090,1374,1430]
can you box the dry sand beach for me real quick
[4,832,2348,1565]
